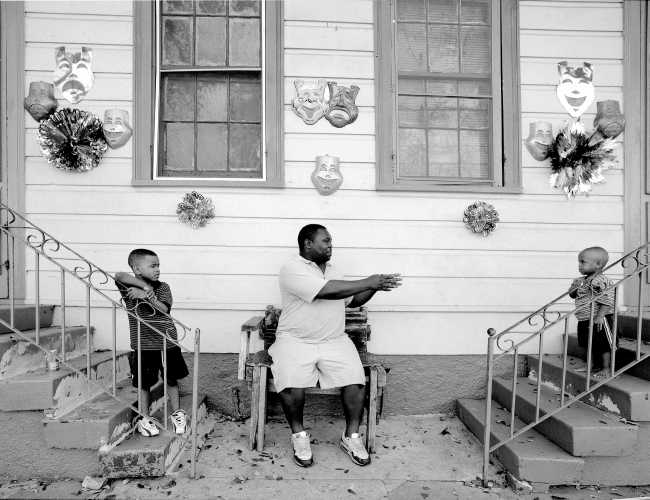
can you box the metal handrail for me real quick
[482,241,650,484]
[0,202,201,478]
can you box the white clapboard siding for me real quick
[520,31,623,59]
[25,1,132,16]
[284,0,373,24]
[519,2,623,31]
[24,215,624,254]
[26,43,133,74]
[285,22,373,52]
[285,50,373,79]
[284,106,374,135]
[520,58,623,86]
[25,13,133,45]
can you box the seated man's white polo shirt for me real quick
[275,255,352,343]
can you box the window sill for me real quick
[132,179,285,188]
[376,182,523,194]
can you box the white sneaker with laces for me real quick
[136,417,160,437]
[340,432,370,466]
[170,409,188,435]
[291,431,313,467]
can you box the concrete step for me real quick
[0,305,55,334]
[457,398,584,484]
[616,313,650,341]
[492,377,637,456]
[528,354,650,421]
[567,332,650,382]
[99,394,208,478]
[43,379,165,450]
[0,345,130,414]
[0,325,91,381]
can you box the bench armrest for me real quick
[238,315,264,380]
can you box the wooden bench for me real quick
[238,305,386,452]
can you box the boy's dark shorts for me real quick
[577,314,615,363]
[128,346,189,390]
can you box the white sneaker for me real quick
[136,417,160,437]
[291,431,313,467]
[170,409,187,435]
[340,432,370,466]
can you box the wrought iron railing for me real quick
[482,241,650,484]
[0,202,201,478]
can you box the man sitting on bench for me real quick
[270,224,401,468]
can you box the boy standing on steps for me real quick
[568,246,616,378]
[115,248,189,437]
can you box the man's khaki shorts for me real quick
[268,335,366,393]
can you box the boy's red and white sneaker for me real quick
[170,409,188,435]
[135,417,160,437]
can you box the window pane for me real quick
[460,0,490,24]
[197,123,228,170]
[230,75,261,122]
[459,98,489,129]
[163,74,195,121]
[461,26,490,74]
[397,23,426,72]
[398,78,425,94]
[427,97,457,128]
[162,17,193,66]
[197,74,228,122]
[163,1,193,15]
[397,0,425,21]
[197,0,226,15]
[229,0,260,17]
[458,80,491,95]
[164,123,195,171]
[398,128,427,176]
[426,79,457,95]
[229,124,261,171]
[229,18,261,66]
[428,24,459,73]
[428,0,458,23]
[428,129,458,177]
[459,130,489,178]
[398,96,426,127]
[196,17,226,66]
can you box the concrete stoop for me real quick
[99,394,208,479]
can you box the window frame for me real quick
[375,0,522,193]
[133,0,284,188]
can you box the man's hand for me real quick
[367,273,402,291]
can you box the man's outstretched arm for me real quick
[316,274,401,304]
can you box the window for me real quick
[133,0,283,187]
[375,0,521,192]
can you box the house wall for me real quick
[20,0,625,414]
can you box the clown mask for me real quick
[292,79,329,125]
[311,155,343,195]
[103,109,132,149]
[53,46,94,104]
[325,82,360,128]
[525,122,553,161]
[556,61,594,118]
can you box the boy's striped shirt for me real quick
[574,274,615,321]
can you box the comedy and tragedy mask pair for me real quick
[292,79,360,128]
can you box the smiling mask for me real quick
[556,61,594,118]
[53,46,94,104]
[525,122,553,161]
[292,79,329,125]
[325,82,360,128]
[311,155,343,195]
[103,109,132,149]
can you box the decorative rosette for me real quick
[36,108,107,172]
[463,201,499,237]
[547,121,618,197]
[176,191,215,228]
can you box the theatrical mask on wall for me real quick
[53,46,95,104]
[524,122,553,161]
[556,61,594,118]
[103,109,132,149]
[292,79,329,125]
[311,155,343,195]
[325,82,360,128]
[24,81,58,122]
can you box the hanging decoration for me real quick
[292,79,329,125]
[103,109,132,149]
[463,201,499,237]
[37,108,108,172]
[24,81,58,122]
[547,121,617,197]
[176,191,215,229]
[593,100,626,139]
[324,82,360,128]
[311,155,343,195]
[524,122,553,161]
[53,46,95,104]
[556,61,594,118]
